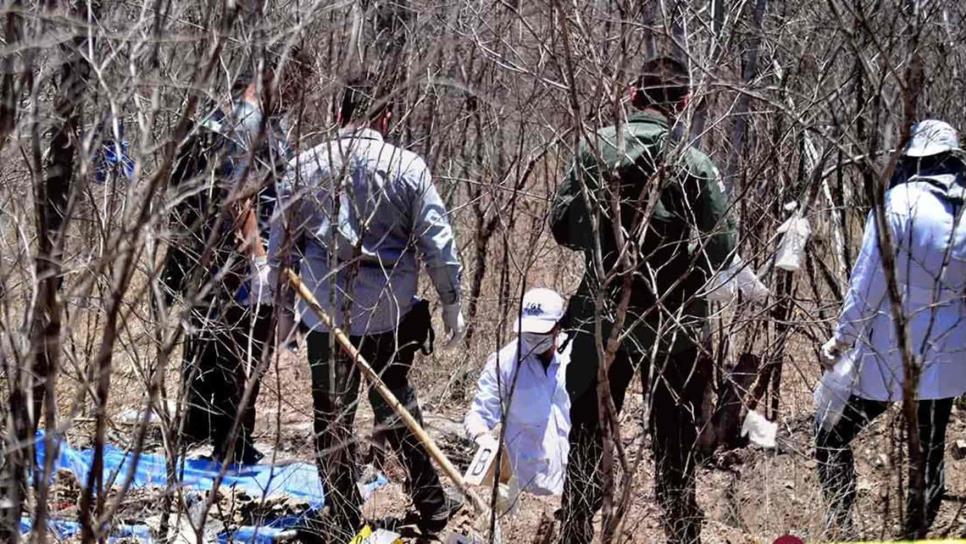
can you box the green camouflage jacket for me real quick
[550,110,736,353]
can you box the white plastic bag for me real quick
[813,350,857,432]
[734,264,770,302]
[495,475,521,516]
[775,210,812,272]
[704,267,738,303]
[705,255,770,304]
[741,410,778,448]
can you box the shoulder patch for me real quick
[684,147,722,182]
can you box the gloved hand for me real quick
[442,302,466,349]
[250,256,273,307]
[472,429,498,447]
[820,337,849,371]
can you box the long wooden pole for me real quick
[284,269,488,515]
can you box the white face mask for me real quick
[520,332,555,357]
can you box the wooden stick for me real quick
[284,269,488,515]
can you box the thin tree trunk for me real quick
[0,0,21,152]
[0,10,30,538]
[30,1,95,538]
[897,7,927,532]
[724,0,767,188]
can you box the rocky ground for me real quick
[45,342,966,543]
[245,349,966,543]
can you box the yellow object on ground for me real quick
[348,525,373,544]
[348,525,403,544]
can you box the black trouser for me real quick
[561,329,712,544]
[815,395,953,537]
[305,308,444,535]
[182,303,273,463]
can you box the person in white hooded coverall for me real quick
[817,120,966,538]
[464,288,572,496]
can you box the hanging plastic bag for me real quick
[705,255,770,304]
[734,263,770,302]
[813,349,858,432]
[704,266,738,303]
[775,208,812,272]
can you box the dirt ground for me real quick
[46,284,966,543]
[233,344,966,543]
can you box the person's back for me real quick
[839,164,966,400]
[817,120,966,538]
[890,181,966,301]
[555,113,732,315]
[268,73,465,539]
[284,129,451,335]
[551,56,736,544]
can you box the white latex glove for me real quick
[704,256,769,305]
[250,256,272,306]
[442,302,466,349]
[464,416,489,443]
[820,337,848,371]
[473,429,499,447]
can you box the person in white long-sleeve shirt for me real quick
[268,73,465,539]
[464,288,572,496]
[817,119,966,538]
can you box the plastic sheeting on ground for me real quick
[19,516,155,543]
[23,431,387,543]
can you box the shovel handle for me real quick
[283,269,487,514]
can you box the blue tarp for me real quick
[34,431,324,502]
[20,517,155,543]
[23,431,387,542]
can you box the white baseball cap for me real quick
[904,120,960,157]
[516,288,565,334]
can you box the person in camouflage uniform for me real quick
[550,56,737,543]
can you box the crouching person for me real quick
[464,288,572,497]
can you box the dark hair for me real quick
[636,56,690,107]
[231,46,313,112]
[276,45,313,108]
[231,69,258,98]
[339,72,391,125]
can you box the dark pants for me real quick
[305,308,444,535]
[815,395,953,537]
[182,303,273,463]
[561,329,712,544]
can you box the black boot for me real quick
[418,493,463,534]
